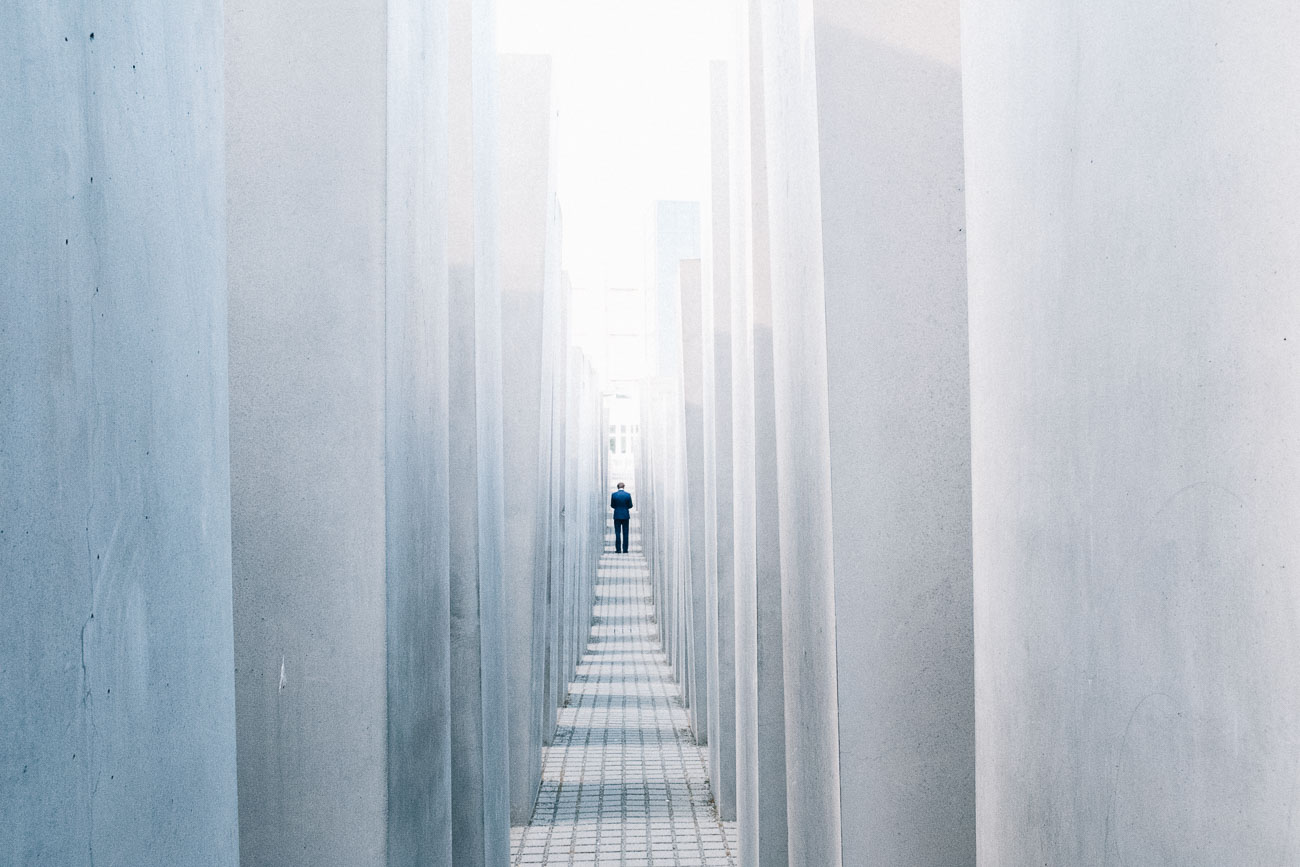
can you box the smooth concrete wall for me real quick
[1,6,239,863]
[729,2,789,861]
[963,2,1300,863]
[498,53,559,824]
[758,3,844,861]
[680,259,711,744]
[705,58,739,822]
[813,1,976,863]
[229,0,446,863]
[448,0,511,862]
[542,274,570,745]
[385,1,455,862]
[640,377,688,688]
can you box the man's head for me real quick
[617,483,625,490]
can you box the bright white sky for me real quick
[497,0,733,291]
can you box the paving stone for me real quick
[511,544,739,866]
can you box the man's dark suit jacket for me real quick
[611,490,633,520]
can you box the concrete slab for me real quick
[498,52,560,824]
[704,58,739,823]
[681,258,711,745]
[806,1,976,863]
[963,2,1300,862]
[1,5,239,862]
[728,3,789,861]
[226,1,408,863]
[448,0,511,863]
[386,0,455,862]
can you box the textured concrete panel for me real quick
[449,0,511,862]
[386,0,454,862]
[226,1,390,863]
[681,258,711,744]
[499,52,559,824]
[0,5,239,863]
[729,2,789,861]
[758,3,845,861]
[813,1,976,863]
[963,2,1300,863]
[542,274,572,747]
[705,59,738,823]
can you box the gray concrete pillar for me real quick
[758,3,845,860]
[681,258,711,744]
[542,276,571,745]
[706,60,739,824]
[729,1,789,861]
[778,0,977,862]
[1,5,239,863]
[226,1,453,863]
[448,0,510,862]
[498,53,560,824]
[226,2,385,864]
[964,2,1300,863]
[385,1,455,862]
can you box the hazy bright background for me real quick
[496,0,732,292]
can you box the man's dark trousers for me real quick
[614,519,629,553]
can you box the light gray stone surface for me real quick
[1,5,239,863]
[448,0,511,862]
[541,274,571,748]
[680,259,711,745]
[963,2,1300,863]
[385,0,455,862]
[758,5,845,861]
[728,3,789,861]
[498,52,561,825]
[813,1,975,863]
[705,58,739,823]
[228,2,457,863]
[226,1,409,863]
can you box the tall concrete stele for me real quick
[225,0,457,863]
[498,52,563,825]
[757,0,976,863]
[2,5,240,864]
[964,1,1300,862]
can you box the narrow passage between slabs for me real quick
[511,525,739,866]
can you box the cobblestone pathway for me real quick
[510,540,739,866]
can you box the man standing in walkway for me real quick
[611,483,633,553]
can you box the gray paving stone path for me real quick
[510,539,739,866]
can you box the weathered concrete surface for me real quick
[813,1,975,863]
[385,0,454,862]
[448,0,511,862]
[498,52,560,825]
[541,274,571,747]
[226,0,393,863]
[640,377,687,695]
[680,258,711,745]
[705,58,738,823]
[963,2,1300,863]
[759,2,844,862]
[729,2,789,861]
[1,5,239,864]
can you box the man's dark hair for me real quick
[617,483,625,489]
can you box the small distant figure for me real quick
[611,483,633,553]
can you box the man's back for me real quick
[611,489,633,519]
